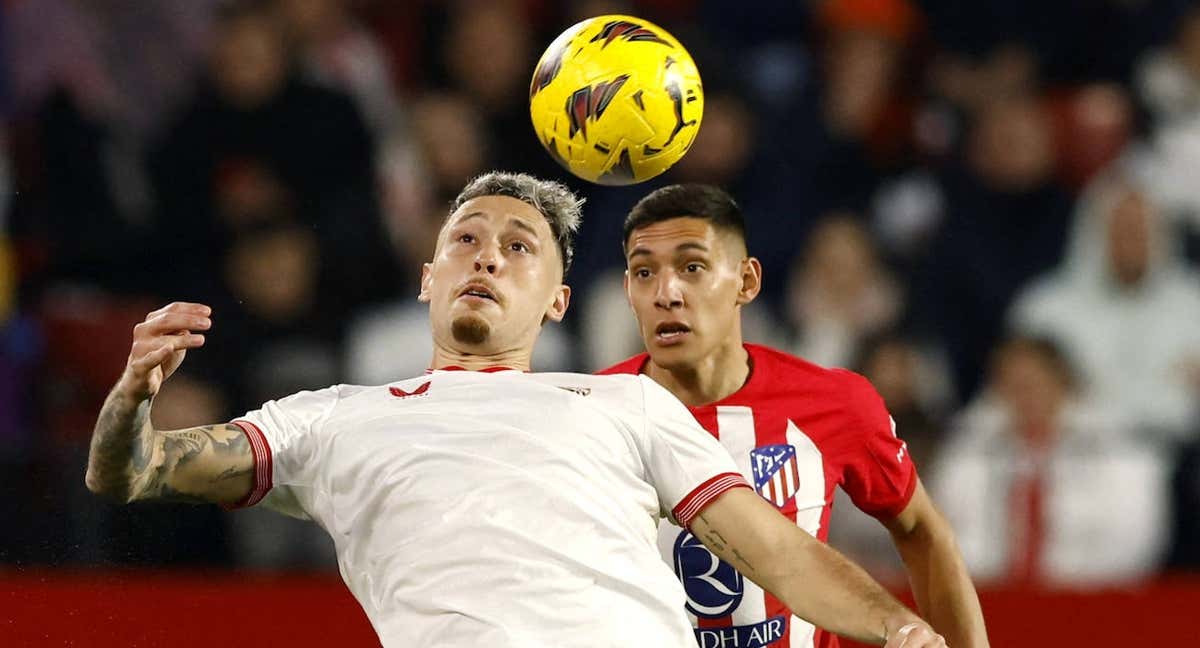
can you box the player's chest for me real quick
[323,392,641,481]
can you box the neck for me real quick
[645,340,750,407]
[1015,408,1062,450]
[430,342,533,372]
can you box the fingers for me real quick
[134,311,212,338]
[900,628,947,648]
[127,335,206,378]
[886,623,946,648]
[148,302,212,318]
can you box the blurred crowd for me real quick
[2,0,1200,592]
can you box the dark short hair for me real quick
[450,171,583,275]
[991,334,1078,391]
[623,184,746,248]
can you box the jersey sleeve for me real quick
[635,376,751,529]
[835,370,918,520]
[224,386,341,519]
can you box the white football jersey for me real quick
[231,369,748,647]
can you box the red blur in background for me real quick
[3,570,1199,647]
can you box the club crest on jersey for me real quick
[751,444,800,508]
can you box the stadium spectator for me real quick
[1137,5,1200,126]
[931,336,1171,587]
[786,213,903,368]
[149,0,396,310]
[278,0,401,136]
[912,94,1073,401]
[1008,160,1200,445]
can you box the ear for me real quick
[544,284,571,323]
[736,257,763,306]
[417,263,433,303]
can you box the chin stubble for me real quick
[451,314,491,345]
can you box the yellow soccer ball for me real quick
[529,15,704,185]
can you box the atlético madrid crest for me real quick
[751,444,800,508]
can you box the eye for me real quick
[457,233,475,244]
[509,241,530,253]
[633,268,651,279]
[685,263,704,273]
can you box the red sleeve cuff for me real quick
[672,472,752,529]
[222,419,273,510]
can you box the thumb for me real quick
[129,344,174,380]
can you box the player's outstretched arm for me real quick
[85,302,253,505]
[690,488,946,648]
[884,479,988,648]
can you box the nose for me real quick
[474,242,500,274]
[654,272,684,310]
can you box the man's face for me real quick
[624,217,759,370]
[419,196,569,354]
[993,344,1067,433]
[1107,190,1153,286]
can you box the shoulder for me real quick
[596,354,650,376]
[306,378,441,409]
[746,343,843,384]
[1009,273,1074,329]
[527,371,646,397]
[748,344,878,403]
[270,384,346,408]
[941,397,1011,459]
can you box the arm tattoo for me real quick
[703,529,728,552]
[696,513,757,574]
[213,466,254,482]
[87,394,154,501]
[128,425,250,503]
[731,548,757,574]
[89,383,252,504]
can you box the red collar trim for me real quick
[426,365,518,373]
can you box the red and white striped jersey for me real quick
[600,344,918,648]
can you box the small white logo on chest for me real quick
[556,385,592,396]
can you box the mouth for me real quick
[459,283,499,304]
[654,321,692,346]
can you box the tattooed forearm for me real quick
[213,466,253,482]
[128,425,251,503]
[155,482,217,505]
[86,390,154,502]
[87,381,251,505]
[695,512,756,574]
[702,530,728,552]
[731,548,756,574]
[697,514,728,550]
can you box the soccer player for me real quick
[601,184,987,648]
[85,172,944,648]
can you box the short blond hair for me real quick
[450,171,584,274]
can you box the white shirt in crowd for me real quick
[231,369,749,647]
[930,397,1171,587]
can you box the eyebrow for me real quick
[627,241,709,259]
[450,211,487,226]
[451,210,543,240]
[509,218,540,239]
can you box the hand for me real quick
[885,621,948,648]
[116,302,211,402]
